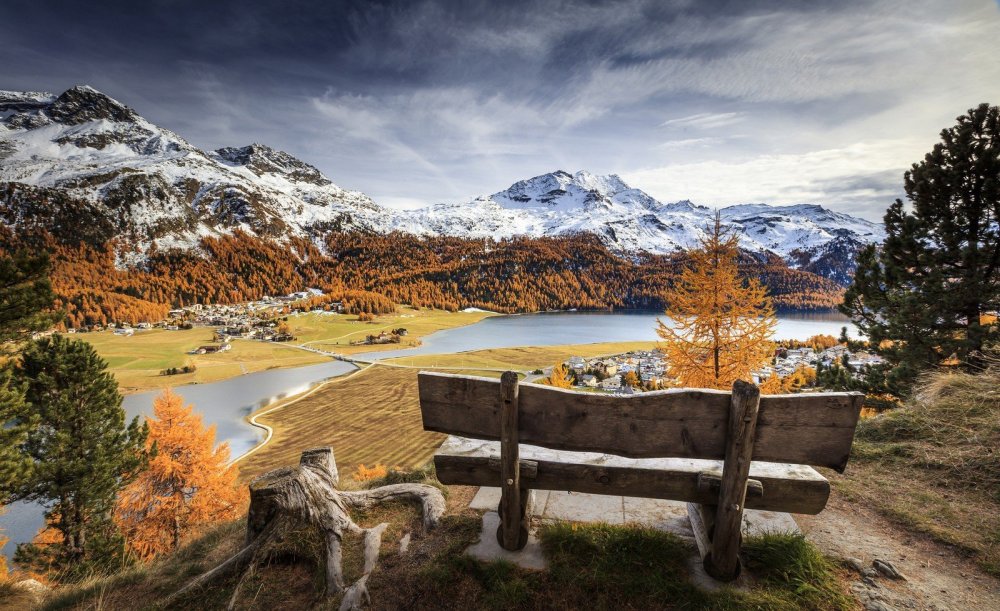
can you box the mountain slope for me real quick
[0,86,382,254]
[1,86,884,285]
[392,170,885,278]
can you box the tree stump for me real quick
[164,447,446,610]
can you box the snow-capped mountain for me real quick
[0,86,382,253]
[1,86,884,283]
[391,170,885,277]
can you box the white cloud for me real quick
[660,112,744,129]
[623,139,927,220]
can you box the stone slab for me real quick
[470,487,550,516]
[466,511,548,570]
[742,509,801,537]
[623,497,695,540]
[542,490,625,524]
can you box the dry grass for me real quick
[239,366,449,480]
[290,307,494,354]
[77,307,493,393]
[836,363,1000,575]
[383,341,657,370]
[79,329,329,393]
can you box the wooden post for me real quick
[497,371,528,550]
[705,379,761,581]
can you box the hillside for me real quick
[8,366,998,610]
[2,86,881,288]
[1,217,847,327]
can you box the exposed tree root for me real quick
[163,447,446,610]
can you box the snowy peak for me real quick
[46,85,138,125]
[394,170,885,284]
[213,144,332,187]
[0,85,384,252]
[489,170,659,213]
[1,85,883,285]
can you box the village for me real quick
[561,343,884,394]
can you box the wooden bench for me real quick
[418,371,864,581]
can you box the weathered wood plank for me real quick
[434,437,830,514]
[707,380,761,581]
[498,371,526,550]
[687,503,713,560]
[419,372,863,471]
[696,472,763,499]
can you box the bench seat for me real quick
[434,435,831,515]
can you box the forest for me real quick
[0,221,846,327]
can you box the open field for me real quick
[76,307,494,393]
[77,330,329,393]
[289,307,495,354]
[239,365,450,479]
[238,343,659,479]
[382,341,657,370]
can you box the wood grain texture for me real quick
[707,380,760,581]
[419,372,864,471]
[498,371,525,550]
[433,437,830,514]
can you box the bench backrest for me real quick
[418,371,864,472]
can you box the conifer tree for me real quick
[12,335,147,577]
[545,363,573,388]
[0,251,59,353]
[115,389,247,560]
[0,250,57,564]
[657,214,777,389]
[843,103,1000,392]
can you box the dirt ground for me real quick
[798,493,1000,611]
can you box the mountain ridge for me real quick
[1,85,884,284]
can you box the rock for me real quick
[399,532,411,555]
[874,559,909,581]
[846,557,867,573]
[864,601,898,611]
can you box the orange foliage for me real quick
[657,216,777,390]
[114,389,247,560]
[545,363,573,388]
[353,463,388,482]
[4,215,847,326]
[760,365,818,394]
[0,530,7,579]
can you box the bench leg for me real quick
[703,380,761,581]
[498,371,527,550]
[496,487,531,550]
[686,502,715,562]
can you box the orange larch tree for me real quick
[546,363,573,388]
[114,389,247,560]
[657,213,777,390]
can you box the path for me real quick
[799,494,1000,611]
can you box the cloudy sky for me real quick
[3,0,999,219]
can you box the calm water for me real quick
[356,309,857,360]
[1,309,855,560]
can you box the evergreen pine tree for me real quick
[0,366,32,505]
[0,251,59,353]
[843,103,1000,392]
[0,250,57,563]
[12,335,147,578]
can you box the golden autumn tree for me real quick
[546,363,573,388]
[657,214,777,389]
[0,530,7,579]
[114,389,247,560]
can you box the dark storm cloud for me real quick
[2,0,998,216]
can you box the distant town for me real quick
[559,343,884,394]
